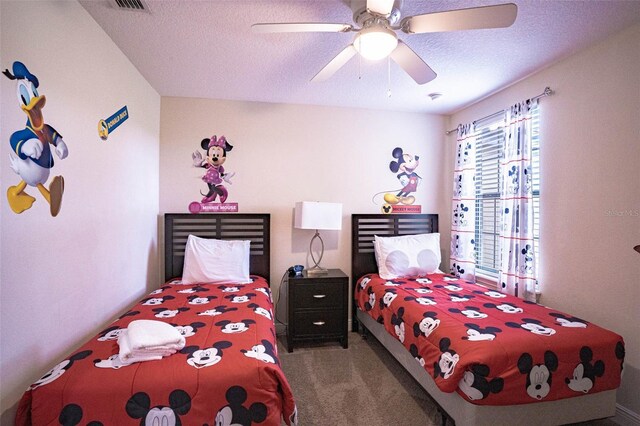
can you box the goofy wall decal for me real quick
[3,61,68,216]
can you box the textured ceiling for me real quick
[80,0,640,114]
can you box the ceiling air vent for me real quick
[109,0,150,13]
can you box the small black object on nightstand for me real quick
[286,268,348,352]
[287,264,304,277]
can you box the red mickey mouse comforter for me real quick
[16,276,297,426]
[355,273,625,406]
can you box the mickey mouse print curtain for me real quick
[450,124,477,281]
[498,99,539,301]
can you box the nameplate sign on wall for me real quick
[98,106,129,141]
[189,134,239,214]
[189,202,239,214]
[390,205,421,214]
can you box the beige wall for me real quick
[0,1,160,423]
[447,23,640,417]
[3,0,635,422]
[160,97,447,313]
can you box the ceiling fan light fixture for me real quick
[353,25,398,61]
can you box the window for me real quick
[473,107,540,280]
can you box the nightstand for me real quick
[286,268,348,352]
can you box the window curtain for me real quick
[450,124,476,281]
[498,99,538,301]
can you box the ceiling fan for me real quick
[252,0,517,84]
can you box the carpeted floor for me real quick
[279,331,440,425]
[278,331,618,426]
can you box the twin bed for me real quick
[16,213,625,426]
[17,214,296,426]
[351,214,624,426]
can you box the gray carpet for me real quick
[278,332,618,426]
[279,331,439,425]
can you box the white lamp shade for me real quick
[294,201,342,230]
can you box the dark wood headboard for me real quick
[351,213,439,283]
[351,214,438,331]
[164,214,270,283]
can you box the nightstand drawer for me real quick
[287,268,348,352]
[293,311,343,336]
[294,281,344,309]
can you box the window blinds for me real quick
[473,106,540,279]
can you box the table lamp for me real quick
[294,201,342,276]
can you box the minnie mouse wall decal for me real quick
[189,135,239,213]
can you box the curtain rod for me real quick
[445,86,554,135]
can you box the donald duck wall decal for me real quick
[3,61,68,217]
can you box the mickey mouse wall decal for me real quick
[372,147,423,214]
[386,147,421,204]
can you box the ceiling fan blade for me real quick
[390,40,437,85]
[403,3,517,34]
[366,0,395,16]
[311,44,357,82]
[252,23,353,33]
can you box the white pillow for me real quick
[374,233,441,279]
[182,235,251,284]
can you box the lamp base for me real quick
[306,265,329,276]
[307,230,329,276]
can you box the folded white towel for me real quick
[117,320,186,364]
[127,319,185,351]
[118,331,164,363]
[130,342,184,353]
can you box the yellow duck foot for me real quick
[383,193,400,205]
[7,185,36,214]
[400,196,415,205]
[49,176,65,217]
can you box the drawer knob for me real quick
[313,321,326,326]
[313,294,326,299]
